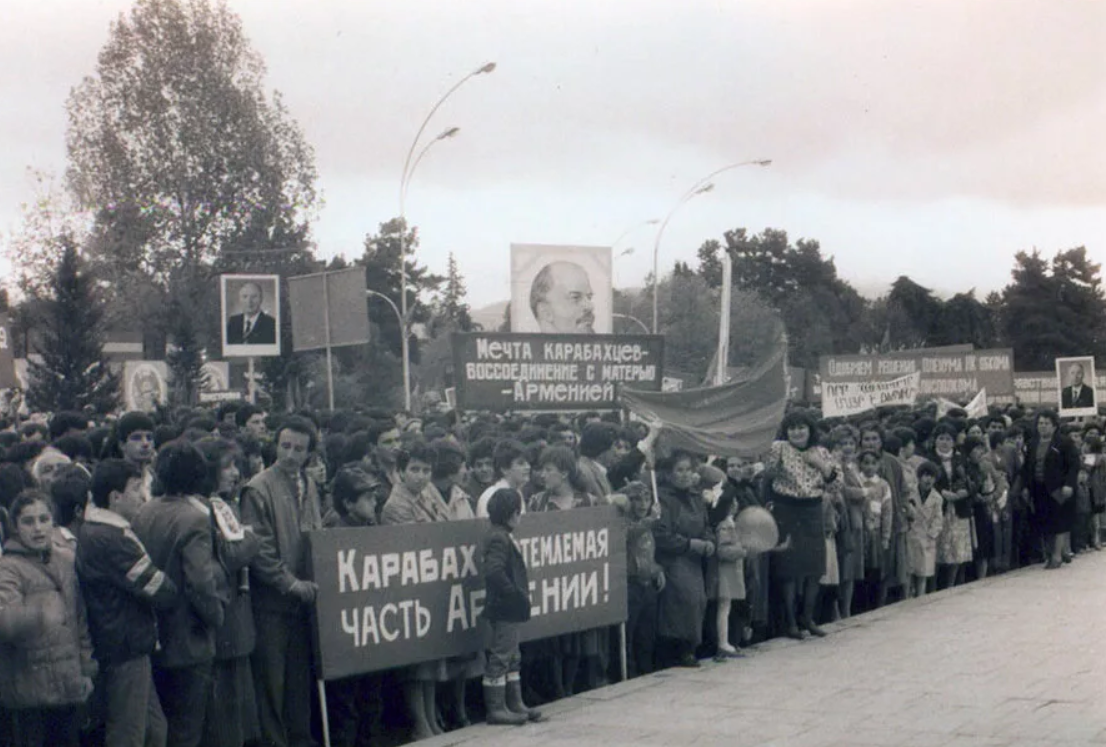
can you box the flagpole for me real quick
[716,252,732,386]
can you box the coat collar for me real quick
[84,504,131,529]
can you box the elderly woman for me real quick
[1022,410,1080,570]
[653,449,715,667]
[767,410,837,639]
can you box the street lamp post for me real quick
[612,312,650,335]
[398,62,496,412]
[651,159,771,333]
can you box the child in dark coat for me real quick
[481,488,542,726]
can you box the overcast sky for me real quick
[2,0,1104,310]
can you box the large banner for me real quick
[306,507,627,680]
[288,268,370,352]
[1011,371,1106,407]
[221,274,281,358]
[818,348,1015,401]
[510,244,612,334]
[452,332,664,411]
[821,372,921,417]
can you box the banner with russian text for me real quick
[452,332,664,411]
[821,372,921,418]
[306,507,627,680]
[819,348,1014,401]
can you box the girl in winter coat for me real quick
[0,490,96,747]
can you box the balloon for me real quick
[735,506,780,554]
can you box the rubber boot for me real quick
[505,675,543,722]
[483,681,527,726]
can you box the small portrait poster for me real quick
[221,274,281,358]
[125,361,168,413]
[510,244,612,334]
[1056,356,1098,418]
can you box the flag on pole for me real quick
[621,328,789,458]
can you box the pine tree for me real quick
[26,238,120,413]
[165,299,209,406]
[440,252,473,331]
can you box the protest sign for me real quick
[818,348,1014,401]
[1009,371,1106,407]
[124,361,168,412]
[306,506,627,680]
[510,244,612,334]
[452,332,664,411]
[221,274,281,358]
[0,314,15,389]
[821,372,921,417]
[288,267,370,352]
[1056,356,1098,418]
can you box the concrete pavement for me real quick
[427,551,1106,747]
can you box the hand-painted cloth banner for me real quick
[306,507,627,680]
[821,372,921,417]
[619,333,788,458]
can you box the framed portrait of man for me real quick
[221,274,281,358]
[510,244,612,334]
[1056,356,1098,418]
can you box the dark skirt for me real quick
[972,503,995,560]
[769,493,826,581]
[1031,481,1077,535]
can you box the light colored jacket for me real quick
[0,539,95,708]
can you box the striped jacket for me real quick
[76,505,177,666]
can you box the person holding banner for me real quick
[766,410,836,640]
[528,446,602,697]
[379,442,453,740]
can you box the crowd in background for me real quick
[0,395,1102,747]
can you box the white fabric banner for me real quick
[821,372,920,418]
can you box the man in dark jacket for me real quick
[133,441,226,747]
[77,458,178,747]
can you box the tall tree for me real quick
[26,239,120,413]
[435,252,474,332]
[998,247,1106,369]
[360,218,444,363]
[722,228,868,367]
[65,0,318,352]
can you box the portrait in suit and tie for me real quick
[1056,356,1097,417]
[221,274,281,357]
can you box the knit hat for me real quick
[117,411,156,442]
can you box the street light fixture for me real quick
[397,62,496,412]
[651,159,771,333]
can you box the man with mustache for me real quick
[530,261,596,334]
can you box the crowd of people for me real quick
[0,395,1102,747]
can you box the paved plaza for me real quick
[428,552,1106,747]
